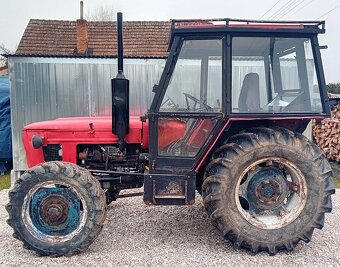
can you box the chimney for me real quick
[76,1,88,54]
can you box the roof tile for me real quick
[16,19,171,58]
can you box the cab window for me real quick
[160,39,223,113]
[231,37,323,113]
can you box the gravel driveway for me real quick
[0,189,339,267]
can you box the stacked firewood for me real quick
[313,104,340,161]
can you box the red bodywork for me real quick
[23,116,148,168]
[23,115,325,170]
[23,116,188,168]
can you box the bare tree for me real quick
[0,44,11,67]
[86,5,116,21]
[327,83,340,94]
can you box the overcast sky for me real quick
[0,0,339,82]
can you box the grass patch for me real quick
[333,178,340,189]
[0,171,11,190]
[330,162,340,189]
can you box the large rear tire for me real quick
[6,161,107,256]
[202,127,335,255]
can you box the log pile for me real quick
[312,104,340,161]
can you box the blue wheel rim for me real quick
[30,187,81,236]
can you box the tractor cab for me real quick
[146,19,329,188]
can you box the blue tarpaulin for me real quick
[0,76,12,174]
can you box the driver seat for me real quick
[238,73,260,112]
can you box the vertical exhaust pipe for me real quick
[112,12,129,150]
[117,12,124,77]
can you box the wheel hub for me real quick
[40,197,69,226]
[247,167,288,210]
[255,179,281,204]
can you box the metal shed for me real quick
[9,19,170,180]
[8,18,313,181]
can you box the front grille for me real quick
[43,144,62,161]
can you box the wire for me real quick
[259,0,282,19]
[268,0,296,19]
[316,4,340,19]
[267,0,292,19]
[278,0,305,19]
[273,0,302,19]
[290,0,316,17]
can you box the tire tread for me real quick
[202,127,335,255]
[6,161,107,257]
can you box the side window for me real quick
[231,52,267,113]
[160,39,222,113]
[158,117,218,157]
[279,51,300,91]
[231,37,323,113]
[231,37,271,113]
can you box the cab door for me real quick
[148,37,225,172]
[145,37,225,205]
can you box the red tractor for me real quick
[6,14,335,256]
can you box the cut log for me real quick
[312,104,340,161]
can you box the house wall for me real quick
[9,57,165,171]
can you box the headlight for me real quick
[32,135,44,149]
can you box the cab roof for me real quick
[168,18,325,51]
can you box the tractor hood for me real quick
[22,116,149,168]
[24,116,143,132]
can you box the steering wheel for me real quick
[183,93,212,111]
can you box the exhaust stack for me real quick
[112,12,129,150]
[117,12,124,77]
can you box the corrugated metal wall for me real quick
[9,57,313,171]
[9,57,165,171]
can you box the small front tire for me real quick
[6,161,107,256]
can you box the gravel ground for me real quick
[0,189,339,267]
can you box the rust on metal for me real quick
[78,151,88,160]
[40,196,69,226]
[186,199,195,205]
[255,179,282,205]
[236,157,308,230]
[143,199,154,205]
[286,180,300,193]
[158,182,183,196]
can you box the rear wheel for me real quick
[6,161,107,256]
[202,127,335,255]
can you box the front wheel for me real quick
[6,161,107,256]
[202,127,335,255]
